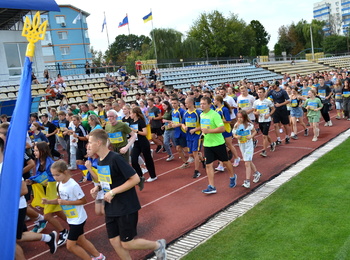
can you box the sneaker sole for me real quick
[202,190,217,194]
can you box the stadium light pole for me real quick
[310,24,315,60]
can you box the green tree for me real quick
[261,45,269,55]
[250,47,256,57]
[151,28,183,60]
[323,35,347,53]
[249,20,270,56]
[274,43,282,56]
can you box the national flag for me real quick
[0,56,32,260]
[101,17,106,32]
[143,12,153,23]
[118,15,128,28]
[72,12,81,24]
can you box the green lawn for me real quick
[183,138,350,260]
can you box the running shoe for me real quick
[141,167,148,174]
[253,139,258,148]
[312,137,318,142]
[285,137,290,144]
[155,145,163,153]
[324,122,329,127]
[233,157,241,167]
[202,185,217,194]
[193,171,201,178]
[279,128,283,133]
[180,162,190,169]
[92,253,106,260]
[46,231,58,254]
[166,155,174,162]
[187,157,194,163]
[37,220,48,233]
[270,142,276,152]
[253,172,262,183]
[291,135,298,140]
[242,180,250,188]
[145,177,158,183]
[276,140,282,145]
[328,120,333,126]
[304,129,309,136]
[31,224,39,233]
[260,151,267,157]
[229,174,237,188]
[58,229,69,247]
[154,239,167,260]
[215,165,225,172]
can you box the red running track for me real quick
[21,111,349,260]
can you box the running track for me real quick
[21,111,349,260]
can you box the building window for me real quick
[55,16,65,24]
[58,31,68,40]
[85,30,89,39]
[42,47,54,56]
[60,46,70,55]
[4,43,26,77]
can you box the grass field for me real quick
[183,137,350,260]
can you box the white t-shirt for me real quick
[223,95,237,120]
[68,121,77,147]
[19,177,27,209]
[237,94,256,121]
[58,178,87,225]
[253,98,274,123]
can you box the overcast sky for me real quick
[56,0,313,54]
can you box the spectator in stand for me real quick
[149,68,157,81]
[55,74,66,89]
[135,60,142,73]
[43,69,50,84]
[45,85,56,101]
[85,61,91,75]
[31,72,40,85]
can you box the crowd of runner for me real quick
[0,67,349,260]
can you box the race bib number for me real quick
[291,99,298,107]
[185,117,196,128]
[335,93,342,100]
[195,101,200,108]
[100,181,111,193]
[81,114,88,121]
[42,127,49,135]
[318,89,326,99]
[256,104,268,115]
[61,205,78,219]
[97,165,112,184]
[59,122,66,131]
[308,101,318,110]
[108,132,123,144]
[238,129,250,143]
[238,99,249,108]
[117,116,122,122]
[149,112,155,118]
[200,118,210,129]
[172,117,180,125]
[343,91,350,98]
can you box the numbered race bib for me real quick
[117,116,122,122]
[100,181,111,193]
[61,205,78,218]
[195,101,200,108]
[343,91,350,98]
[302,90,308,97]
[81,114,88,121]
[200,118,210,129]
[238,99,249,108]
[42,127,49,135]
[149,112,155,118]
[97,165,112,184]
[172,117,180,125]
[59,122,66,131]
[335,93,342,100]
[308,101,318,110]
[108,132,123,144]
[32,171,49,186]
[256,104,268,115]
[238,129,250,143]
[318,89,326,99]
[185,117,196,128]
[291,99,298,108]
[34,137,43,143]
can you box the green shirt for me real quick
[304,98,323,118]
[200,109,225,147]
[105,121,131,149]
[81,110,97,132]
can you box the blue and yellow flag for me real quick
[143,12,153,23]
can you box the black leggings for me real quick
[49,140,61,158]
[131,141,156,179]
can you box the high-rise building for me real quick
[313,0,350,35]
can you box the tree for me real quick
[151,28,183,60]
[249,20,270,56]
[323,35,347,53]
[261,45,269,56]
[274,43,282,56]
[250,47,256,57]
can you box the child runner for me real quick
[43,160,106,260]
[232,110,262,188]
[304,89,323,142]
[289,87,308,139]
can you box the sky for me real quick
[56,0,314,54]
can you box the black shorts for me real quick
[259,122,271,136]
[151,127,162,136]
[204,143,228,165]
[105,212,138,242]
[68,221,85,241]
[272,107,289,125]
[17,207,27,240]
[76,147,87,160]
[175,136,187,148]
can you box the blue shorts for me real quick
[222,131,232,139]
[187,137,201,154]
[175,136,187,148]
[290,107,303,118]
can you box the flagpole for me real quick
[150,9,158,68]
[104,12,110,47]
[78,10,87,61]
[126,13,130,36]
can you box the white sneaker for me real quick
[324,122,329,127]
[312,137,318,142]
[328,120,333,126]
[150,149,154,158]
[279,128,283,133]
[187,157,194,163]
[166,155,174,162]
[215,165,225,172]
[253,172,262,183]
[141,167,148,174]
[242,180,250,188]
[233,157,240,167]
[146,177,158,182]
